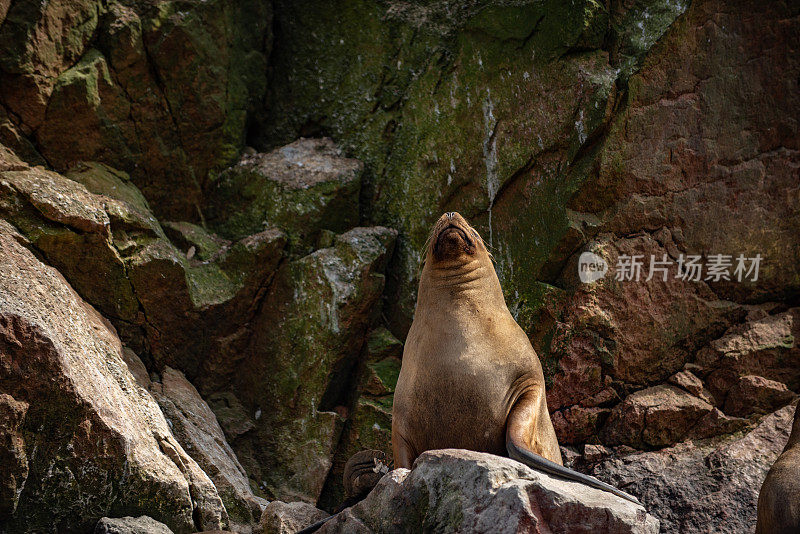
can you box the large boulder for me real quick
[601,385,714,449]
[206,137,363,251]
[95,516,174,534]
[0,221,227,532]
[0,157,288,384]
[148,366,265,530]
[319,449,659,534]
[221,226,398,503]
[589,403,797,534]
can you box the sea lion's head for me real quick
[427,212,485,264]
[419,212,502,303]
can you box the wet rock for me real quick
[150,366,264,530]
[590,403,797,534]
[95,516,174,534]
[259,501,329,534]
[319,449,659,534]
[0,221,227,532]
[207,138,363,250]
[602,385,714,449]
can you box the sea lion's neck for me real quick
[418,256,507,311]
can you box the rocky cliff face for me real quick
[0,0,797,532]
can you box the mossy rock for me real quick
[257,0,689,338]
[206,138,363,253]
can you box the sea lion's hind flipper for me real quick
[505,435,641,505]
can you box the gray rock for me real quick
[320,449,659,534]
[259,501,329,534]
[590,403,797,533]
[95,516,174,534]
[0,221,227,533]
[150,366,264,529]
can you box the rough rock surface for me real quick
[149,366,265,530]
[259,501,329,534]
[318,328,401,511]
[589,403,797,534]
[225,226,398,503]
[602,385,714,448]
[0,222,227,533]
[319,449,659,534]
[207,137,363,250]
[95,516,174,534]
[1,0,272,219]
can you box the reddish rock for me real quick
[547,235,743,413]
[698,309,800,394]
[0,221,227,532]
[150,367,264,530]
[602,385,714,449]
[0,0,99,129]
[0,393,28,518]
[552,405,610,445]
[591,404,797,534]
[724,375,796,418]
[690,408,749,440]
[668,370,714,405]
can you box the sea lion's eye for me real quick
[471,229,479,237]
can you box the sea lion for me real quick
[757,403,800,534]
[392,211,639,504]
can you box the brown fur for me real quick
[757,403,800,534]
[392,212,562,468]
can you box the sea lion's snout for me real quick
[432,212,477,261]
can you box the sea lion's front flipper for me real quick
[505,393,641,505]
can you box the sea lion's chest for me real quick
[395,310,534,454]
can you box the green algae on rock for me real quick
[224,227,397,503]
[206,137,363,252]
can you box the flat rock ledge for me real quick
[312,449,659,534]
